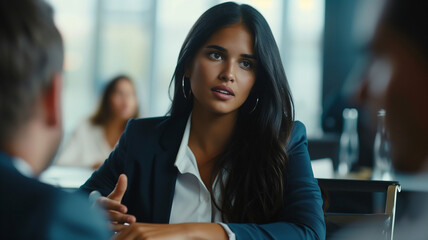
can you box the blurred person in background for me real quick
[0,0,110,239]
[56,75,139,169]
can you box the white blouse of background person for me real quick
[56,120,113,168]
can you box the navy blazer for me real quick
[81,116,326,240]
[0,151,110,240]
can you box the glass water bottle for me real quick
[373,109,393,180]
[338,108,359,176]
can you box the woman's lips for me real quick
[211,85,235,100]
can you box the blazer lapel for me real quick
[151,116,187,223]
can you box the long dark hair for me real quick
[169,2,294,223]
[91,75,138,126]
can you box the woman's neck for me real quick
[188,107,237,164]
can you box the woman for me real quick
[57,75,139,169]
[81,2,325,239]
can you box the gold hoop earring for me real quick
[181,76,187,99]
[249,98,259,114]
[181,76,191,99]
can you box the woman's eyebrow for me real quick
[241,54,256,60]
[206,45,227,52]
[205,45,256,59]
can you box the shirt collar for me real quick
[12,157,34,178]
[174,113,197,175]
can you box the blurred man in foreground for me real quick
[335,0,428,239]
[359,0,428,173]
[0,0,110,239]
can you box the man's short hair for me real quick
[381,1,428,61]
[0,0,63,145]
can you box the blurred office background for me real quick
[48,0,372,167]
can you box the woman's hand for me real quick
[96,174,136,232]
[113,223,229,240]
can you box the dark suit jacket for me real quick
[0,151,110,240]
[81,116,326,239]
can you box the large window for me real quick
[282,0,325,136]
[47,0,154,139]
[47,0,99,136]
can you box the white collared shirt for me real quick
[12,157,34,178]
[56,120,113,168]
[169,114,235,240]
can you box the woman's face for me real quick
[110,79,138,121]
[188,23,257,116]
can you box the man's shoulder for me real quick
[0,163,57,199]
[0,167,110,239]
[47,190,111,240]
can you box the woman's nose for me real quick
[218,61,235,82]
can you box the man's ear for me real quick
[43,72,62,127]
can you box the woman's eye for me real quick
[209,52,222,60]
[240,60,253,69]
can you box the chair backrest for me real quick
[318,178,401,240]
[308,135,339,169]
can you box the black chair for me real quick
[318,178,401,240]
[308,134,339,169]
